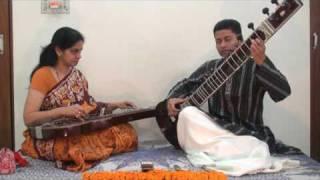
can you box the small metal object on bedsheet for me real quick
[55,161,63,169]
[141,161,154,172]
[173,164,182,171]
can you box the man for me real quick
[166,19,300,155]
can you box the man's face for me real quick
[214,29,241,58]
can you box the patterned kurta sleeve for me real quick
[255,57,291,102]
[167,61,211,99]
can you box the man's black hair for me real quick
[213,19,243,41]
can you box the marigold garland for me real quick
[82,170,227,180]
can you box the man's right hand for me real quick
[167,98,186,117]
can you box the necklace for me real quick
[55,69,62,81]
[54,67,72,81]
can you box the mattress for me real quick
[1,142,319,180]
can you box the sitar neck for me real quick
[181,0,303,108]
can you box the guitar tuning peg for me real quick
[271,0,279,6]
[262,7,270,16]
[248,22,255,31]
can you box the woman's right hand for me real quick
[58,104,86,119]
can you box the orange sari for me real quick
[21,67,138,171]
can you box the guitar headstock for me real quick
[267,0,303,29]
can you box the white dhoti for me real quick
[177,106,299,176]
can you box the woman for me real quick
[21,27,138,171]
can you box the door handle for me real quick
[313,32,318,50]
[0,34,4,55]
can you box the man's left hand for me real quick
[250,38,266,65]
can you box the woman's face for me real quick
[57,40,84,67]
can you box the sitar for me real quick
[155,0,303,149]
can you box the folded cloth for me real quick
[0,148,28,175]
[0,148,16,174]
[14,151,28,167]
[177,106,300,176]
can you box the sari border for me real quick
[45,68,75,96]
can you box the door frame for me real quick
[0,0,14,149]
[310,0,320,161]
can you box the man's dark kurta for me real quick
[168,58,300,154]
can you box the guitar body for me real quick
[155,99,181,149]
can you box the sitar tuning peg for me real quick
[262,7,270,16]
[248,23,255,31]
[271,0,279,6]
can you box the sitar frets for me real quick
[184,19,280,107]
